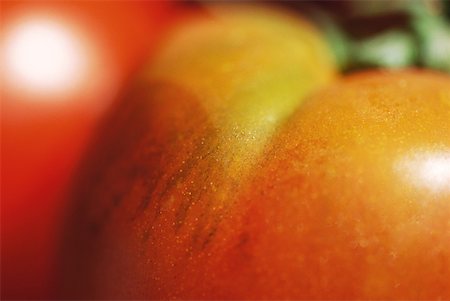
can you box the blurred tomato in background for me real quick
[0,1,189,298]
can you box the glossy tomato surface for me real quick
[62,68,450,299]
[227,70,450,299]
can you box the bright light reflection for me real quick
[2,17,86,96]
[396,151,450,195]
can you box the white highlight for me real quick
[396,151,450,194]
[2,17,86,95]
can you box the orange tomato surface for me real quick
[59,3,337,299]
[61,66,450,298]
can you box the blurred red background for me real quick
[0,1,191,298]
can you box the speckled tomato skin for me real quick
[60,8,449,300]
[211,70,450,299]
[59,4,336,299]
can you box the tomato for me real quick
[1,1,177,299]
[63,66,450,298]
[59,4,336,299]
[226,70,450,299]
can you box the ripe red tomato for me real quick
[49,2,450,299]
[226,70,450,299]
[61,67,449,298]
[1,1,178,299]
[57,5,336,299]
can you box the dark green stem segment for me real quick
[312,0,450,72]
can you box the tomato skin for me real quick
[62,68,449,299]
[218,70,450,299]
[59,4,336,299]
